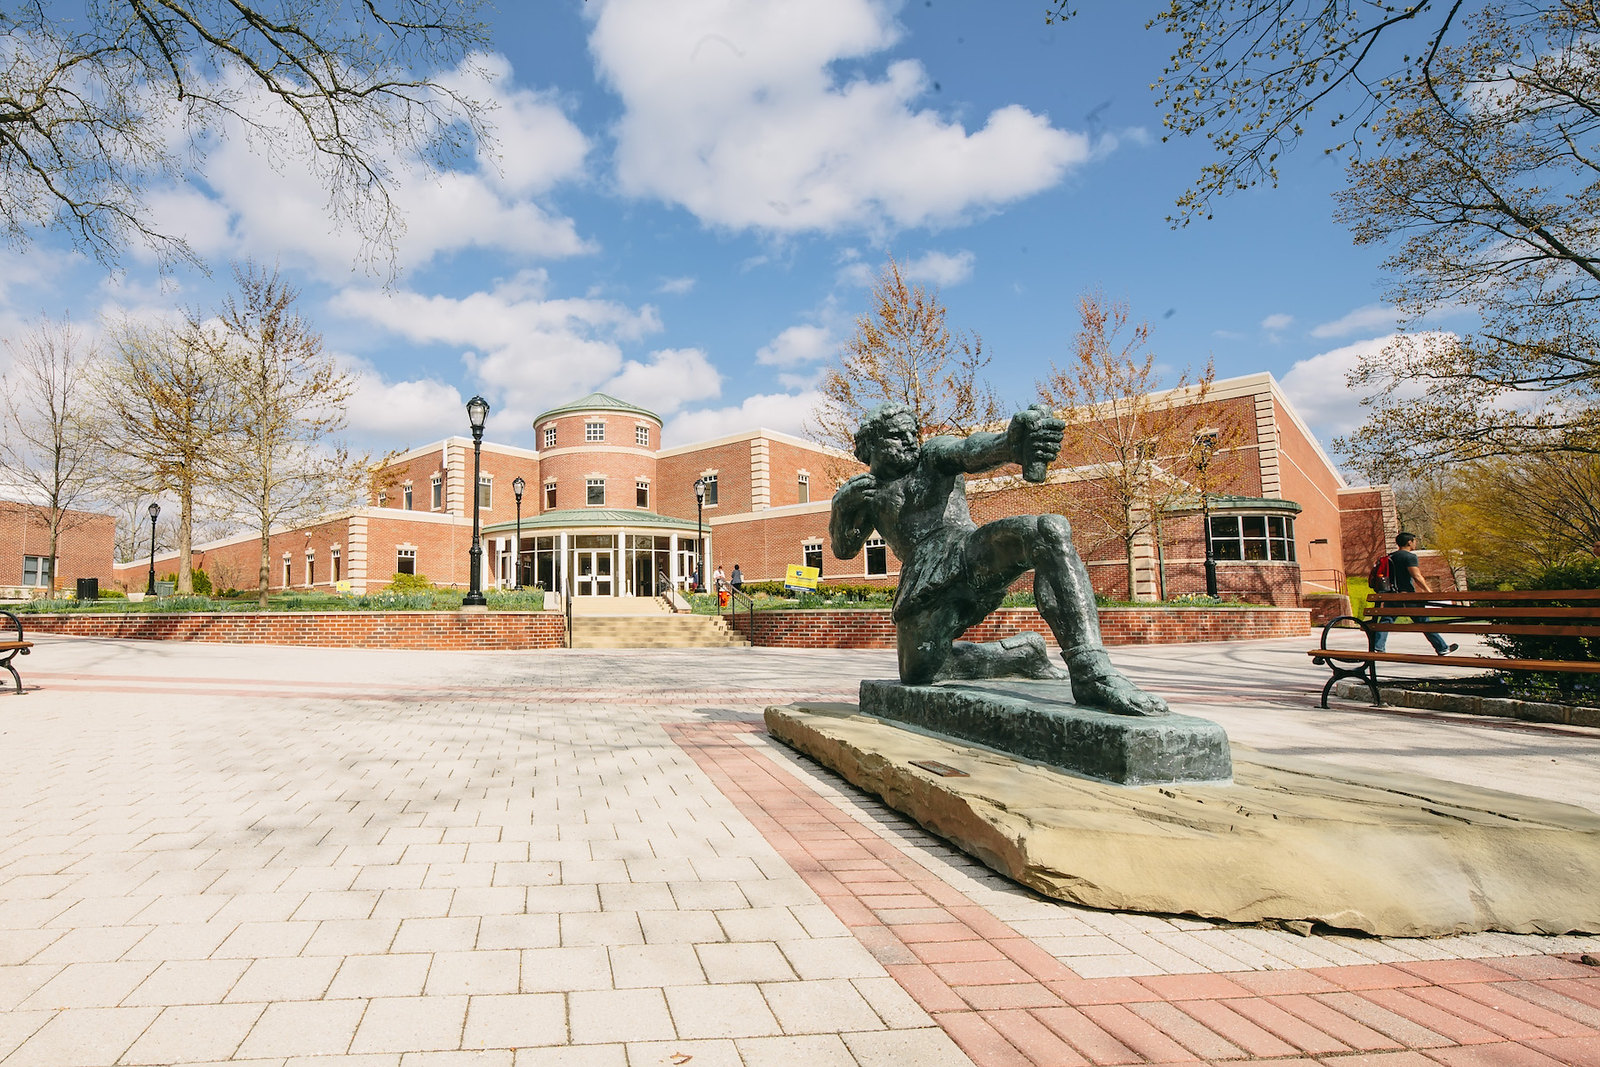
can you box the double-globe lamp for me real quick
[512,476,525,591]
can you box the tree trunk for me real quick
[177,483,194,594]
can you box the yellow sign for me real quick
[335,580,352,594]
[785,564,820,591]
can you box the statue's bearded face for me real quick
[871,415,920,477]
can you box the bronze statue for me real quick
[830,402,1169,716]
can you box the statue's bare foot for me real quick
[1064,649,1170,716]
[937,632,1068,681]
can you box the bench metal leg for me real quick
[1314,656,1384,708]
[0,647,23,694]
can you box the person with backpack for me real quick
[1370,531,1458,656]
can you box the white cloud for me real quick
[901,249,974,286]
[757,324,834,366]
[662,390,823,446]
[589,0,1089,234]
[342,361,465,443]
[329,270,663,437]
[1259,313,1294,332]
[1279,332,1455,439]
[602,347,723,415]
[1310,304,1400,339]
[656,276,696,295]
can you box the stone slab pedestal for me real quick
[859,678,1232,786]
[766,702,1600,937]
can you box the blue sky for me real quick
[6,0,1434,459]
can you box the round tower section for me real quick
[532,392,663,513]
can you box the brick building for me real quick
[0,498,115,595]
[114,378,1399,606]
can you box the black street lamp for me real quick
[464,395,490,607]
[693,477,705,591]
[512,476,525,590]
[145,501,161,596]
[1194,430,1219,598]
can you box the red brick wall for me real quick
[21,611,565,649]
[1340,486,1396,579]
[1271,398,1346,590]
[726,605,1310,648]
[373,446,453,514]
[364,515,470,587]
[0,501,114,588]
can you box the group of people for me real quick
[686,563,742,606]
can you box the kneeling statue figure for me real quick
[831,402,1168,717]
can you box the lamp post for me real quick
[464,395,490,607]
[693,477,705,591]
[145,502,161,596]
[512,476,525,590]
[1194,430,1219,598]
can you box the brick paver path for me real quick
[1,638,1596,1065]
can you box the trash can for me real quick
[155,580,175,597]
[75,577,99,600]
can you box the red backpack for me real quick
[1368,553,1395,593]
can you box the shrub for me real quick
[386,572,433,594]
[1487,555,1600,693]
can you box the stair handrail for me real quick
[721,586,756,646]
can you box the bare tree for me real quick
[0,0,491,273]
[1038,293,1243,600]
[809,257,1003,482]
[213,261,358,606]
[0,317,105,590]
[96,314,235,592]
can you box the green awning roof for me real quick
[531,392,661,426]
[481,508,700,535]
[1162,495,1303,515]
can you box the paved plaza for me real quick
[2,632,1599,1066]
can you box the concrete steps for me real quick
[568,612,750,649]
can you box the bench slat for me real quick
[1370,589,1600,602]
[1306,649,1600,672]
[1365,606,1600,620]
[1364,622,1600,638]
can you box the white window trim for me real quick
[585,477,606,506]
[864,535,888,577]
[585,420,606,442]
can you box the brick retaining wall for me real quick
[728,606,1310,649]
[19,611,568,650]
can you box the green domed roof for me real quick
[532,392,661,426]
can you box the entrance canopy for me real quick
[480,508,705,597]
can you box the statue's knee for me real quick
[1038,513,1073,542]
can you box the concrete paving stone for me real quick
[609,944,706,987]
[0,1009,52,1062]
[689,857,766,882]
[129,893,230,926]
[236,998,369,1058]
[122,958,251,1006]
[392,918,480,953]
[372,889,457,920]
[1066,952,1170,979]
[421,865,498,890]
[777,937,882,981]
[18,959,160,1009]
[714,906,811,943]
[761,977,886,1034]
[790,902,852,939]
[26,923,152,964]
[213,920,320,959]
[327,953,433,999]
[347,993,467,1054]
[224,955,342,1003]
[401,845,471,866]
[841,1025,977,1066]
[0,898,73,930]
[734,1033,857,1066]
[353,867,432,892]
[558,860,632,885]
[519,946,613,992]
[424,950,521,996]
[401,1051,512,1067]
[599,883,677,912]
[45,895,158,928]
[662,982,781,1039]
[696,941,794,984]
[621,1038,742,1066]
[458,993,567,1050]
[448,887,527,917]
[0,965,62,1012]
[475,915,560,951]
[463,844,527,864]
[0,929,62,966]
[120,1001,267,1064]
[664,881,746,911]
[637,909,726,945]
[560,911,644,947]
[569,987,677,1044]
[294,891,383,921]
[303,919,404,957]
[512,1043,626,1067]
[0,1004,161,1067]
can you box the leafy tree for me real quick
[809,257,1004,470]
[0,317,104,588]
[1038,292,1244,600]
[1431,453,1600,586]
[96,314,235,592]
[0,0,490,272]
[1334,3,1600,471]
[213,262,358,606]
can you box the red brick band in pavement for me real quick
[667,720,1600,1066]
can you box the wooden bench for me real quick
[1,609,32,694]
[1308,589,1600,707]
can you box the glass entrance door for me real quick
[574,549,613,596]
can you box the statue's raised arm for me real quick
[922,404,1066,482]
[829,472,878,561]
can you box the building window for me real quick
[797,472,809,504]
[543,425,556,449]
[283,555,292,586]
[865,536,888,576]
[1207,514,1297,562]
[403,484,413,510]
[636,479,649,509]
[431,475,442,510]
[477,475,492,509]
[21,555,51,587]
[544,480,557,509]
[332,548,341,583]
[635,425,649,447]
[585,420,605,442]
[586,478,605,506]
[306,553,315,587]
[702,474,718,506]
[397,548,416,575]
[803,542,823,573]
[378,490,387,507]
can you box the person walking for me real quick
[730,563,743,594]
[1371,532,1458,656]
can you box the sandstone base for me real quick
[766,702,1600,937]
[859,678,1232,786]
